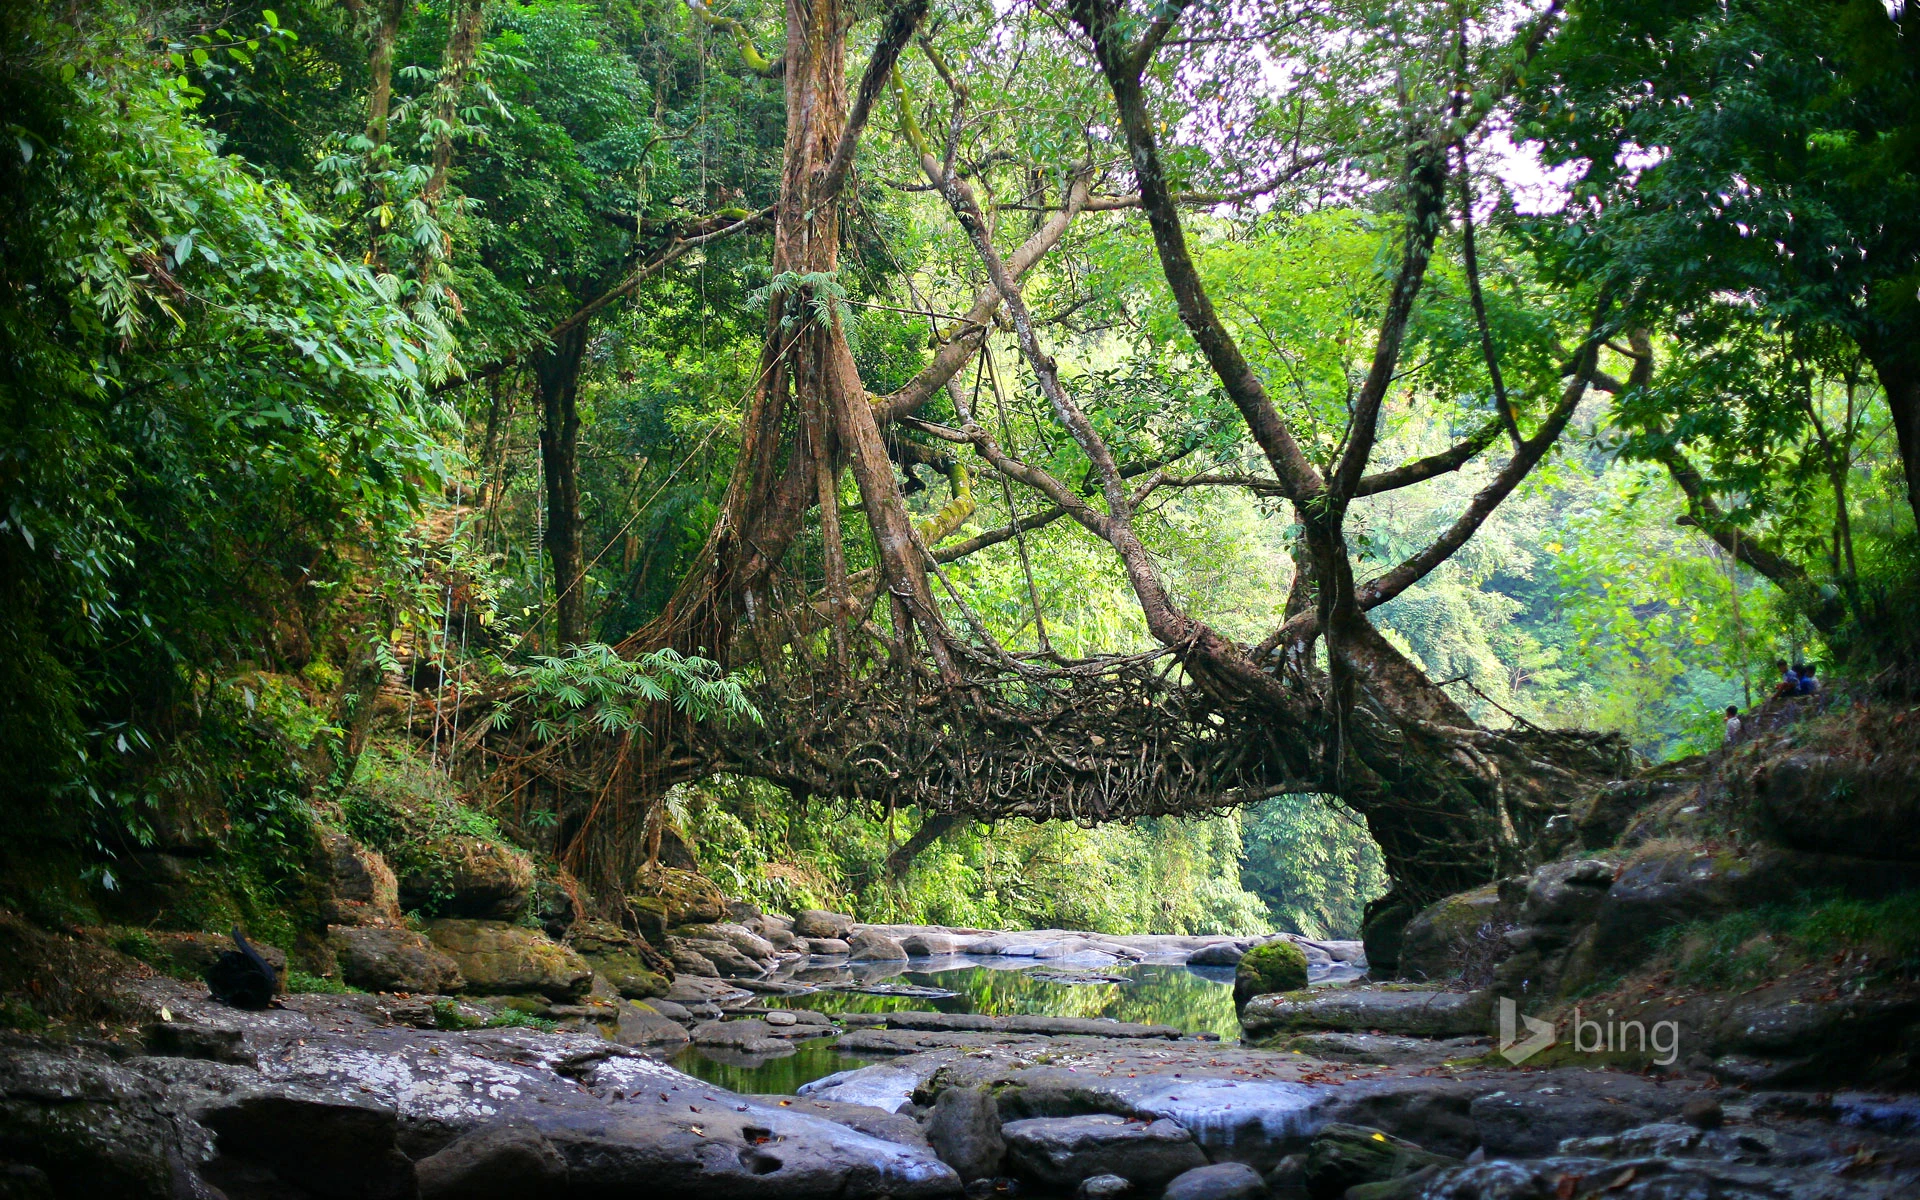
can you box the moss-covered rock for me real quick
[328,926,464,994]
[319,831,401,927]
[1233,939,1309,1008]
[1397,885,1506,984]
[425,919,591,1001]
[629,866,728,939]
[1305,1123,1460,1200]
[399,836,534,921]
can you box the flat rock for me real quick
[1240,987,1490,1040]
[665,974,753,1007]
[807,938,852,956]
[1468,1073,1687,1156]
[799,1065,927,1113]
[1001,1115,1207,1190]
[751,1096,931,1149]
[414,1122,567,1200]
[1277,1032,1489,1066]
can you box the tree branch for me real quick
[817,0,928,207]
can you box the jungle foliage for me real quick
[2,0,1915,934]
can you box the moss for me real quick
[1654,889,1920,989]
[485,1008,557,1032]
[286,969,356,994]
[1235,940,1310,1007]
[336,743,519,919]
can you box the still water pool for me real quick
[669,955,1335,1094]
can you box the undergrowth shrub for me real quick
[1656,890,1920,989]
[336,742,507,913]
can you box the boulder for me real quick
[926,1085,1004,1182]
[1001,1115,1206,1191]
[1302,1123,1457,1200]
[415,1123,568,1200]
[532,877,579,940]
[673,936,769,978]
[1397,886,1505,984]
[1163,1162,1269,1200]
[678,922,780,961]
[670,945,719,977]
[568,921,671,999]
[328,926,464,994]
[629,866,729,938]
[794,909,856,940]
[1575,761,1703,850]
[849,930,910,962]
[585,953,670,999]
[319,831,402,926]
[1186,941,1248,967]
[1078,1175,1133,1199]
[1741,751,1920,862]
[1240,987,1490,1040]
[901,930,963,957]
[399,836,535,921]
[807,937,852,956]
[611,1001,691,1049]
[1234,940,1309,1008]
[1520,857,1616,927]
[425,919,592,1001]
[1585,847,1920,971]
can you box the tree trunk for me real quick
[363,0,409,263]
[538,324,590,648]
[1863,338,1920,537]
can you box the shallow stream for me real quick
[670,952,1361,1094]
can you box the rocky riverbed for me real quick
[7,916,1920,1199]
[9,970,1918,1199]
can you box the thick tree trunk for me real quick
[643,0,935,667]
[538,324,590,648]
[1863,338,1920,537]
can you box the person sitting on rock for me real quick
[1795,663,1820,695]
[1772,659,1798,699]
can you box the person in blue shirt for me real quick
[1795,663,1819,695]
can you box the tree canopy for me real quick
[3,0,1915,929]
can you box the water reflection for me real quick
[789,961,1245,1039]
[670,1037,877,1096]
[670,957,1267,1093]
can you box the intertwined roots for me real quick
[720,651,1308,824]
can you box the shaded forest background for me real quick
[3,0,1916,941]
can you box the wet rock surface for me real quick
[10,907,1920,1199]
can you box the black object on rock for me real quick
[205,926,279,1009]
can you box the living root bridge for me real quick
[721,652,1305,824]
[714,651,1632,871]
